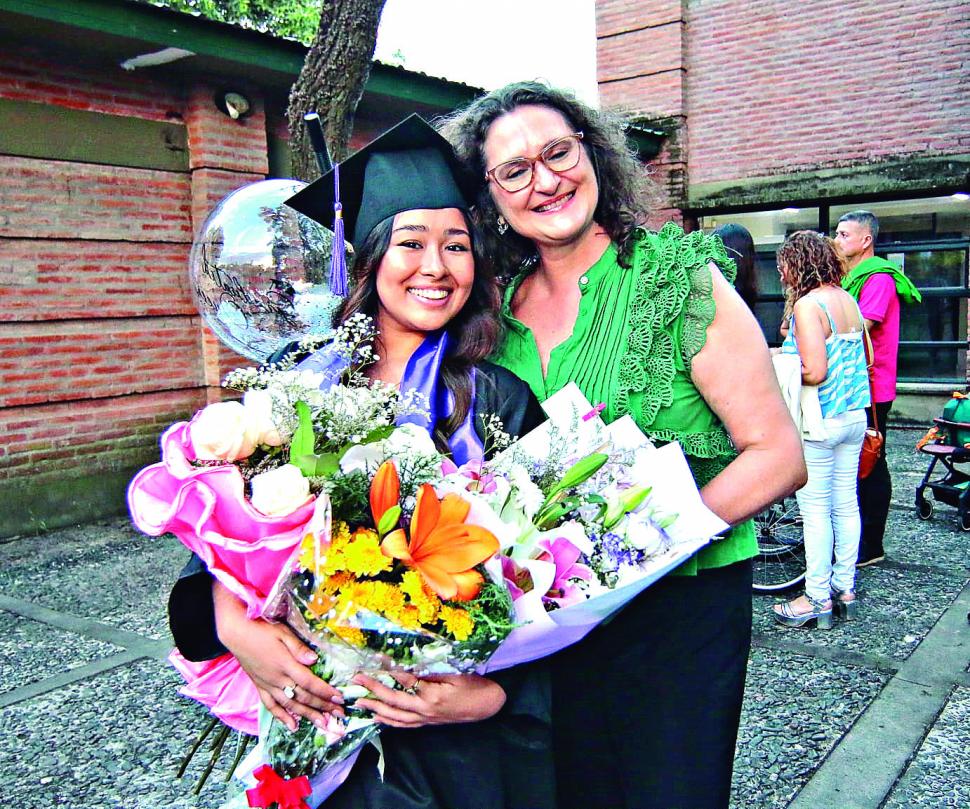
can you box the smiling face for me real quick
[374,208,475,344]
[483,104,599,248]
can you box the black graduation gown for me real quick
[167,362,554,809]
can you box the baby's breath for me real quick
[219,315,430,461]
[480,414,512,456]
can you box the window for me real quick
[700,195,970,385]
[700,207,820,350]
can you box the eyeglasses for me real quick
[485,132,585,193]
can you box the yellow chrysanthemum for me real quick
[439,605,475,642]
[343,530,393,576]
[332,521,352,543]
[322,522,353,575]
[362,581,405,616]
[320,571,355,595]
[326,620,366,648]
[298,532,317,572]
[395,604,423,630]
[400,570,440,624]
[334,580,373,615]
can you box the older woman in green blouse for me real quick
[445,83,805,809]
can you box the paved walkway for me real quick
[0,432,967,808]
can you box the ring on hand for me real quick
[404,681,421,696]
[282,684,297,700]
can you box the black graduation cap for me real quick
[285,114,479,248]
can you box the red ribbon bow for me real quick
[246,764,312,809]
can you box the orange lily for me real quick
[370,461,401,525]
[381,484,499,601]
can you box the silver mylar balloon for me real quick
[189,179,345,361]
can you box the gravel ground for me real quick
[0,657,235,809]
[730,647,889,808]
[0,519,190,639]
[0,610,121,694]
[752,553,964,661]
[883,686,970,809]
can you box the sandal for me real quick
[831,588,859,620]
[772,594,833,629]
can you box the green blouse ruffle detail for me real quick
[615,223,738,459]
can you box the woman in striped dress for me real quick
[773,231,871,628]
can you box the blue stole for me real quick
[295,330,483,464]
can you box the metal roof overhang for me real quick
[0,0,482,108]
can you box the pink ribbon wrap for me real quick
[128,421,327,734]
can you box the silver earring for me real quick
[496,215,508,235]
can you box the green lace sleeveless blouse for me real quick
[492,222,757,574]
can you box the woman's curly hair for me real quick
[777,230,848,319]
[438,81,652,278]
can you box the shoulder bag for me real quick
[858,328,883,479]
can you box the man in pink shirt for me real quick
[837,211,921,567]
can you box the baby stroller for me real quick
[915,393,970,530]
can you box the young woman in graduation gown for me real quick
[167,116,553,809]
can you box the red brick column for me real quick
[596,0,688,226]
[184,83,268,397]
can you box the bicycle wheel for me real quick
[752,497,806,593]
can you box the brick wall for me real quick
[0,51,183,122]
[596,0,689,218]
[0,50,264,535]
[685,0,970,187]
[596,0,968,218]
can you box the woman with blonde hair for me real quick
[773,230,871,628]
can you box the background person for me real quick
[835,210,921,566]
[445,81,805,809]
[713,222,759,312]
[170,116,554,809]
[772,231,870,628]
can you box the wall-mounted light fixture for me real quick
[215,90,252,120]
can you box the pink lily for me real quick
[500,555,533,600]
[440,458,498,493]
[535,537,593,608]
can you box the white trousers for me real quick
[795,410,868,602]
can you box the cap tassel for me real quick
[329,163,348,297]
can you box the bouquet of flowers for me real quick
[129,316,728,808]
[436,383,728,670]
[255,457,516,794]
[128,315,432,733]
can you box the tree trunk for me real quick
[287,0,387,181]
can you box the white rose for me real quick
[338,442,384,475]
[623,514,667,556]
[189,401,258,461]
[243,389,284,447]
[340,423,440,476]
[249,463,311,516]
[383,423,439,461]
[508,464,545,520]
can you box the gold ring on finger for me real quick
[282,684,297,700]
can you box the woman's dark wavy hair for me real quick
[713,223,759,312]
[335,210,501,453]
[439,81,652,278]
